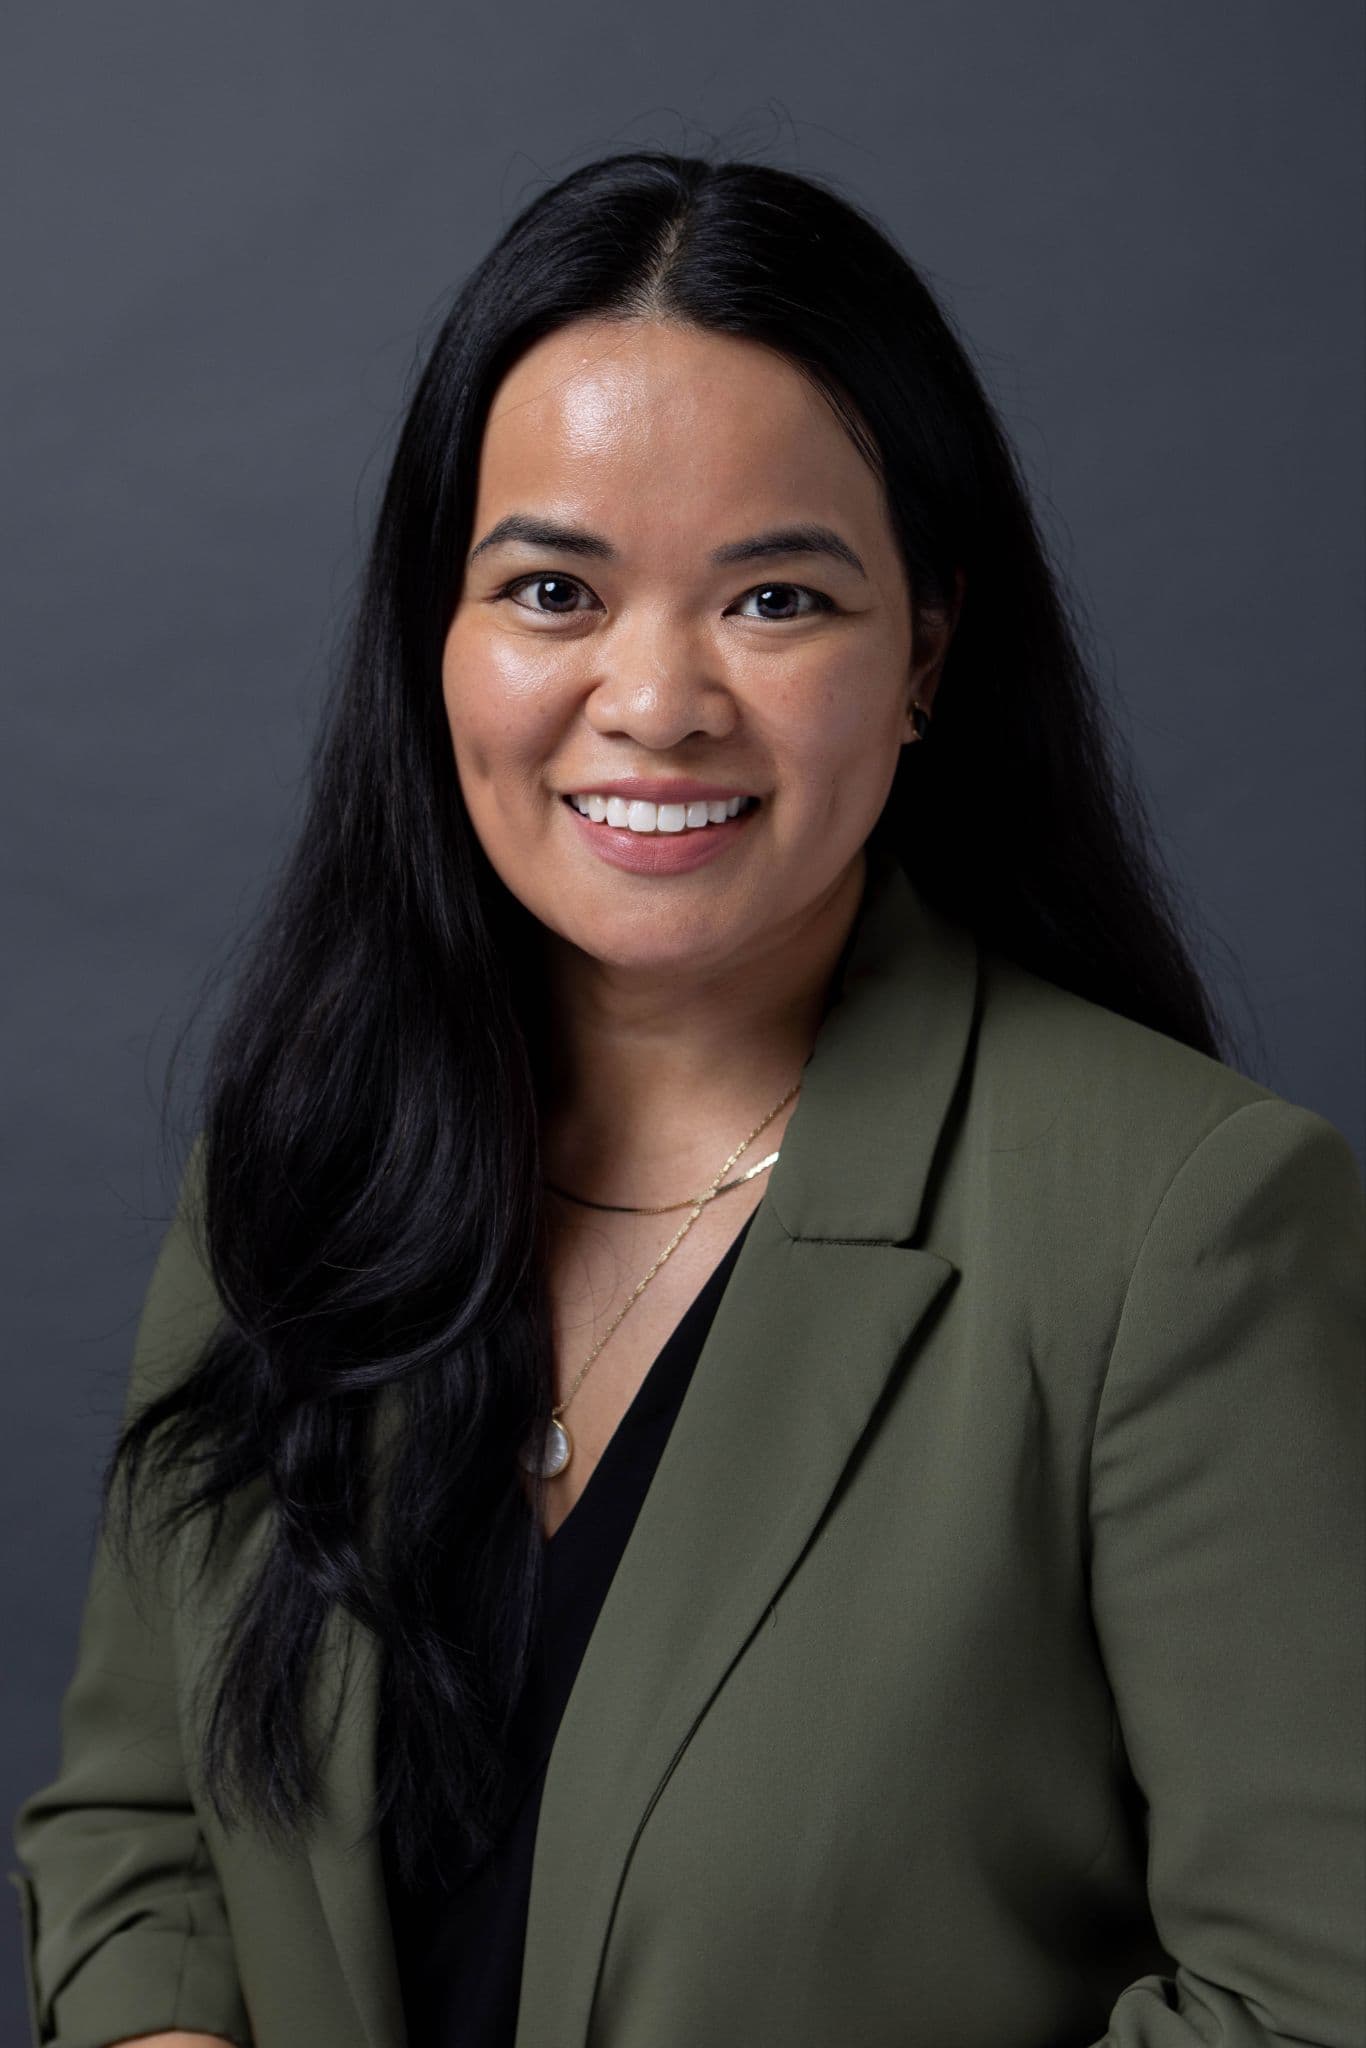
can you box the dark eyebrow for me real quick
[466,513,867,579]
[712,523,867,579]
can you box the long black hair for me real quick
[104,145,1249,1893]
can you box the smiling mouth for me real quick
[561,794,760,834]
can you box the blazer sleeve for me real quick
[9,1136,254,2048]
[1083,1096,1366,2046]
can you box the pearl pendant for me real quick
[518,1416,573,1478]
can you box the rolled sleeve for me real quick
[10,1136,253,2046]
[1084,1098,1366,2044]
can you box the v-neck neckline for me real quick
[545,1203,759,1553]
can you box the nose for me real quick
[583,623,736,749]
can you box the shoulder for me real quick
[976,945,1269,1115]
[964,945,1361,1264]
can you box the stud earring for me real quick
[909,700,931,743]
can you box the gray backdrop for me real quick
[3,0,1362,2029]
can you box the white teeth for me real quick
[567,792,755,832]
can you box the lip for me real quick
[559,777,760,803]
[560,791,760,875]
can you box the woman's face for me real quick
[443,316,941,975]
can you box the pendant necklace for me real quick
[516,1079,802,1481]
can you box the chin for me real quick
[561,900,755,975]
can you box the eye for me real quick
[496,573,837,623]
[730,582,837,623]
[502,573,599,617]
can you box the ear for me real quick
[901,568,965,743]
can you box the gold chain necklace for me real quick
[542,1147,779,1213]
[516,1079,801,1481]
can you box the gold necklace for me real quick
[516,1079,801,1481]
[541,1148,779,1213]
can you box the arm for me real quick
[9,1138,254,2048]
[1084,1098,1366,2044]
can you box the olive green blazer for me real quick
[11,848,1366,2047]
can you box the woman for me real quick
[11,149,1364,2048]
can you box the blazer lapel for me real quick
[300,845,980,2048]
[515,847,980,2048]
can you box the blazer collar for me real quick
[304,844,981,2048]
[765,835,979,1243]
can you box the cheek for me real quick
[771,655,904,784]
[441,628,564,782]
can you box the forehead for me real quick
[474,318,880,525]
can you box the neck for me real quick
[533,850,867,1195]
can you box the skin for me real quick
[445,315,961,1205]
[107,2037,237,2046]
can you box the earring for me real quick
[909,699,931,743]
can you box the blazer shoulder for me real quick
[968,946,1358,1227]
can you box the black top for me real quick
[385,1205,758,2046]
